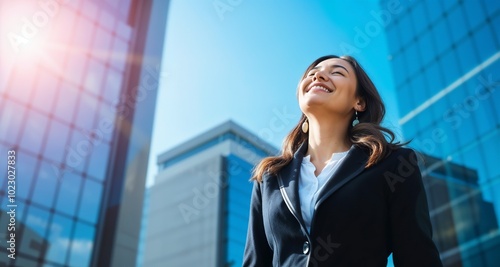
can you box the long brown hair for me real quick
[252,55,405,182]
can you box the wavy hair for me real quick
[252,55,406,182]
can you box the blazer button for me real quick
[302,241,310,255]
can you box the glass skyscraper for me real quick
[143,121,278,267]
[0,0,169,266]
[383,0,500,266]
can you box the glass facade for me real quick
[383,0,500,266]
[0,0,169,266]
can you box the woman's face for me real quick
[298,58,361,118]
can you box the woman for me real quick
[243,55,443,267]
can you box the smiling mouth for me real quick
[307,85,333,93]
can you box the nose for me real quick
[313,70,328,81]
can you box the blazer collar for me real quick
[277,141,369,219]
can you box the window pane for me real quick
[16,151,38,200]
[32,74,59,114]
[87,142,110,180]
[92,27,112,61]
[448,6,468,44]
[463,0,486,29]
[439,50,460,86]
[111,38,128,72]
[432,18,451,56]
[404,42,421,77]
[75,93,98,131]
[84,59,106,96]
[24,205,50,259]
[472,24,497,63]
[411,2,427,35]
[46,214,73,264]
[103,68,123,104]
[418,30,435,67]
[44,120,71,163]
[55,172,82,216]
[20,111,49,155]
[398,14,414,46]
[425,1,443,24]
[66,130,91,173]
[54,81,79,123]
[69,222,95,267]
[0,100,27,144]
[32,161,58,208]
[78,179,103,223]
[456,38,478,73]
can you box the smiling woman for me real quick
[243,55,443,267]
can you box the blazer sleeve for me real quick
[243,180,273,267]
[388,149,443,267]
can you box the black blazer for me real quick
[243,142,443,267]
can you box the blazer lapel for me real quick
[277,141,308,227]
[315,145,368,209]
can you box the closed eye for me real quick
[332,71,344,76]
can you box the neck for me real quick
[306,115,351,164]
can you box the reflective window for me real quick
[491,14,500,44]
[78,179,103,223]
[482,0,500,17]
[0,100,27,144]
[66,53,88,85]
[85,59,106,96]
[6,68,36,103]
[392,54,407,87]
[95,103,116,142]
[411,2,427,36]
[398,14,414,47]
[439,50,460,86]
[103,68,123,104]
[32,74,59,114]
[111,38,129,72]
[44,120,71,163]
[418,30,435,67]
[54,81,79,123]
[396,85,414,116]
[46,214,73,264]
[431,18,451,56]
[32,161,58,208]
[425,1,444,24]
[55,172,82,217]
[66,130,91,173]
[69,221,95,267]
[14,151,38,201]
[456,38,478,73]
[73,17,95,50]
[87,142,110,180]
[482,131,500,178]
[463,0,486,29]
[404,42,421,77]
[20,111,49,155]
[23,205,50,259]
[447,6,468,44]
[472,24,497,62]
[75,93,98,131]
[92,27,113,61]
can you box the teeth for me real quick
[310,85,331,93]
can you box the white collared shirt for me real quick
[299,149,349,232]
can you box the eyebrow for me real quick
[312,64,350,73]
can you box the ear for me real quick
[355,97,366,112]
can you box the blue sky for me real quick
[147,0,407,188]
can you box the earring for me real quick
[352,111,359,126]
[302,119,309,133]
